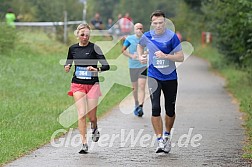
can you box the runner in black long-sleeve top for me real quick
[64,24,110,154]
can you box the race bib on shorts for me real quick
[75,66,92,79]
[153,57,169,68]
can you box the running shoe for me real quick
[163,136,171,153]
[79,143,88,154]
[156,138,165,153]
[91,126,100,142]
[137,106,144,117]
[133,106,139,116]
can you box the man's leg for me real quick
[134,77,146,116]
[130,68,140,106]
[131,81,139,106]
[138,67,147,106]
[163,80,177,133]
[148,77,162,137]
[151,116,163,137]
[165,115,175,133]
[150,90,164,153]
[162,80,178,153]
[138,77,146,106]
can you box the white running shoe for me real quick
[79,143,88,154]
[91,126,100,142]
[156,138,165,153]
[163,136,171,153]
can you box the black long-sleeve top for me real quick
[65,42,110,85]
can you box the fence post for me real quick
[64,11,68,44]
[82,0,87,22]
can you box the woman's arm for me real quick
[95,45,110,72]
[64,47,74,72]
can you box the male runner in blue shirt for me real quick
[138,10,184,153]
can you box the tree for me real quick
[31,0,82,22]
[111,0,183,30]
[202,0,252,66]
[87,0,119,23]
[172,0,204,41]
[0,0,83,22]
[184,0,203,12]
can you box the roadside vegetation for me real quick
[0,27,131,165]
[0,0,251,164]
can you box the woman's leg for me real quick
[87,98,100,142]
[87,98,99,128]
[73,91,87,144]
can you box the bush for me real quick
[202,0,252,66]
[0,24,17,54]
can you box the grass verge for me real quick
[0,29,131,165]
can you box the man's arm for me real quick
[167,51,184,62]
[137,44,147,64]
[154,50,184,62]
[122,40,137,59]
[137,44,144,57]
[122,46,136,59]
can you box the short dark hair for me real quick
[150,10,166,20]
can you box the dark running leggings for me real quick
[148,78,178,117]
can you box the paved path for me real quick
[5,56,250,167]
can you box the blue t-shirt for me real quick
[123,35,146,69]
[139,29,182,81]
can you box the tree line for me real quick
[0,0,251,69]
[202,0,252,68]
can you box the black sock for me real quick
[139,104,143,107]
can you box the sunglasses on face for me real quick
[80,33,90,37]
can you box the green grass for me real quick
[0,30,131,165]
[194,44,252,159]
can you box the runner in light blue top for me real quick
[123,35,146,69]
[122,23,147,117]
